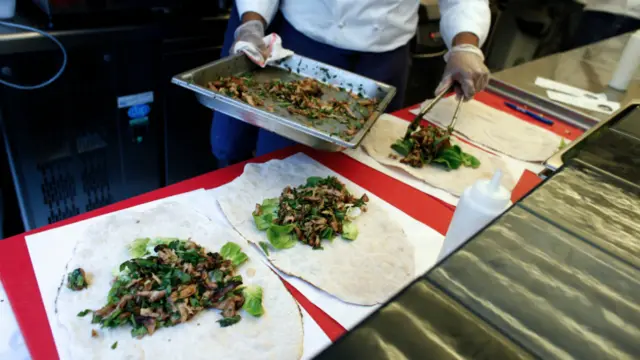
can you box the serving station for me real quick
[1,29,639,359]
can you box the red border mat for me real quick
[0,93,578,359]
[0,146,457,359]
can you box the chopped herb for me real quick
[111,341,118,350]
[67,268,88,291]
[131,326,148,338]
[217,315,242,327]
[77,309,92,317]
[259,241,270,255]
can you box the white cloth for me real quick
[578,0,640,20]
[235,0,491,52]
[234,33,294,67]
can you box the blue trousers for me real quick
[211,4,411,164]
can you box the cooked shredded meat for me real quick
[400,125,451,168]
[205,73,379,140]
[86,240,249,338]
[257,176,368,249]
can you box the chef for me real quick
[211,0,491,167]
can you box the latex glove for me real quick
[435,44,489,101]
[231,20,270,60]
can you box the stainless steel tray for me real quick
[172,54,396,151]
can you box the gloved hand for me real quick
[435,44,490,101]
[231,20,271,61]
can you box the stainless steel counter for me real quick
[493,32,640,122]
[317,102,640,360]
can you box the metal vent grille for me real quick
[81,149,112,212]
[38,158,80,224]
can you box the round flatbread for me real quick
[420,97,564,162]
[54,202,303,360]
[361,115,516,197]
[217,155,415,306]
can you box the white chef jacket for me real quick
[578,0,640,20]
[235,0,491,52]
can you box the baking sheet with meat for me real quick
[172,54,396,151]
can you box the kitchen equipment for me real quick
[447,95,463,131]
[404,86,460,139]
[30,0,224,17]
[172,53,396,151]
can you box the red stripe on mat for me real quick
[0,93,556,359]
[0,145,456,359]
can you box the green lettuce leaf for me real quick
[461,152,481,168]
[242,285,264,317]
[434,144,481,170]
[253,213,273,231]
[266,224,297,249]
[433,145,464,169]
[220,242,249,267]
[391,138,413,156]
[342,221,359,240]
[253,198,279,230]
[127,237,177,258]
[128,238,150,258]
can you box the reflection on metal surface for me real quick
[318,103,640,359]
[345,328,409,360]
[430,207,640,360]
[544,101,640,172]
[493,32,640,123]
[317,281,533,360]
[522,165,640,268]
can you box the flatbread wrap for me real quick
[55,202,303,360]
[217,154,415,306]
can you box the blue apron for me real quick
[211,2,410,165]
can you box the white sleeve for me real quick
[236,0,280,25]
[438,0,491,49]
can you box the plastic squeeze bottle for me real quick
[438,170,512,261]
[609,29,640,91]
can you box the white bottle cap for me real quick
[467,170,511,212]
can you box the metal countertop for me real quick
[493,32,640,122]
[317,102,640,360]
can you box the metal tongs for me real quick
[404,85,463,140]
